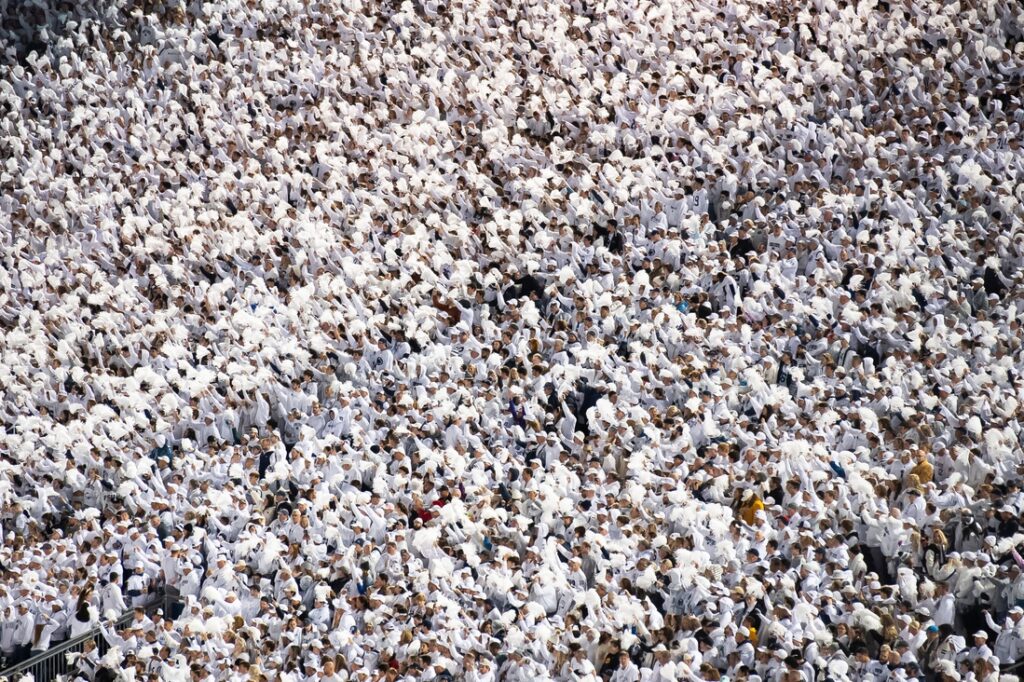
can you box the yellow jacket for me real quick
[739,497,765,525]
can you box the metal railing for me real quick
[0,589,178,682]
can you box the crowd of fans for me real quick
[2,0,1024,680]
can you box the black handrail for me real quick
[0,589,177,682]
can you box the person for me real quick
[737,489,765,527]
[963,631,995,664]
[10,602,35,666]
[126,565,150,608]
[924,529,950,580]
[908,450,935,486]
[0,605,17,667]
[100,574,128,618]
[975,655,1001,682]
[610,651,640,682]
[920,625,943,677]
[931,625,965,672]
[985,606,1024,665]
[69,586,99,638]
[28,605,63,658]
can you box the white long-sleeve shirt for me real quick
[610,661,640,682]
[933,593,956,626]
[985,612,1024,664]
[31,612,63,651]
[100,582,127,616]
[13,610,35,647]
